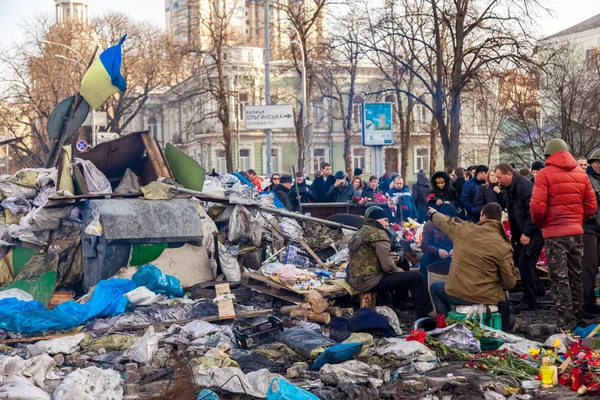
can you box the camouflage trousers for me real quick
[546,235,584,329]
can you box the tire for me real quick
[326,213,365,228]
[191,281,252,302]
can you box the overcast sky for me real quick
[0,0,599,48]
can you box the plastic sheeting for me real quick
[426,323,481,353]
[279,328,336,360]
[132,264,184,298]
[266,379,319,400]
[0,278,136,333]
[114,168,140,195]
[53,366,123,400]
[374,338,437,362]
[124,286,163,307]
[0,354,59,391]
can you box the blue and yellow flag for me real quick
[79,34,127,109]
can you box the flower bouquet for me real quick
[349,196,369,205]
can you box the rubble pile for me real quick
[0,133,594,400]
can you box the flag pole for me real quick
[45,45,99,168]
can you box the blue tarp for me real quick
[132,264,184,297]
[0,264,184,334]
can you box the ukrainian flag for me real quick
[79,35,127,109]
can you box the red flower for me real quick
[436,314,447,329]
[426,193,435,202]
[406,330,426,343]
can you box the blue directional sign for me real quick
[76,140,89,152]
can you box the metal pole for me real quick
[264,0,272,175]
[301,55,307,172]
[5,144,8,175]
[91,108,96,147]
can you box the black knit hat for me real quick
[531,161,545,171]
[365,206,388,220]
[354,168,363,176]
[279,174,293,184]
[334,171,346,179]
[475,165,489,175]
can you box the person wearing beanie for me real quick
[420,203,461,286]
[346,206,433,318]
[530,161,545,183]
[530,138,597,330]
[325,171,354,202]
[273,174,294,211]
[460,165,488,222]
[582,150,600,316]
[495,162,545,311]
[428,203,516,331]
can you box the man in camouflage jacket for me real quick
[346,206,433,318]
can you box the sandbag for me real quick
[278,328,336,360]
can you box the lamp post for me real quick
[290,39,307,172]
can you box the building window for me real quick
[239,93,248,121]
[413,104,428,131]
[239,149,251,171]
[311,100,325,123]
[147,117,158,138]
[312,148,326,172]
[216,150,227,173]
[415,147,430,173]
[271,148,280,172]
[353,148,366,172]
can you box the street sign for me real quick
[76,140,89,152]
[362,102,394,146]
[96,132,119,144]
[245,105,295,130]
[83,111,108,127]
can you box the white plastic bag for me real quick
[84,210,102,236]
[123,326,159,365]
[73,158,112,194]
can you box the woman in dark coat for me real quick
[412,170,431,223]
[427,171,460,210]
[475,169,506,213]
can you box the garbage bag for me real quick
[213,243,241,282]
[1,197,31,215]
[319,360,389,387]
[32,187,54,208]
[193,366,284,399]
[35,168,56,189]
[374,338,436,362]
[426,323,481,352]
[0,278,136,333]
[0,375,50,400]
[29,206,73,232]
[0,354,60,391]
[123,326,159,365]
[0,182,37,199]
[279,218,303,242]
[53,366,122,400]
[197,389,220,400]
[267,378,319,400]
[72,158,112,194]
[141,181,172,200]
[132,264,184,297]
[8,225,48,246]
[228,205,261,246]
[311,342,363,371]
[0,289,33,302]
[124,286,163,306]
[114,168,140,195]
[278,328,336,360]
[27,333,86,357]
[201,179,226,198]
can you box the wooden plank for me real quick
[243,272,346,299]
[242,280,304,304]
[140,131,172,178]
[298,239,326,268]
[0,309,274,345]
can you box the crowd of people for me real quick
[342,138,600,332]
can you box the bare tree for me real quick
[273,0,328,172]
[356,0,546,169]
[502,44,600,164]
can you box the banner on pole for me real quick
[361,103,393,146]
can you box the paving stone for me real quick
[404,379,426,392]
[286,366,301,379]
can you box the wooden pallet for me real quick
[241,272,347,304]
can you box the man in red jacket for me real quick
[530,139,597,330]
